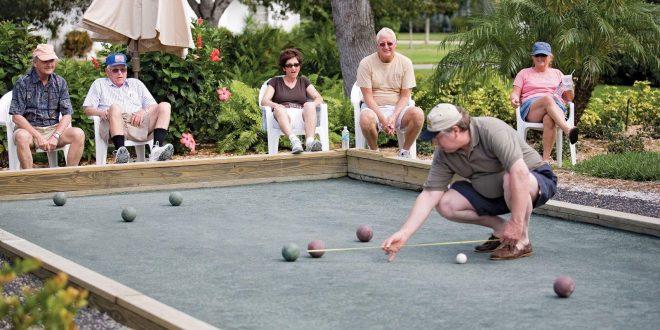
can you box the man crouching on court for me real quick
[382,104,557,261]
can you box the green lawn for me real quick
[399,32,453,41]
[397,44,456,64]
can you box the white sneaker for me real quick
[150,143,174,161]
[305,140,322,152]
[398,149,411,159]
[290,137,303,154]
[113,146,130,164]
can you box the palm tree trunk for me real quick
[424,17,430,45]
[573,80,596,126]
[409,20,413,49]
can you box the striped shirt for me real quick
[83,78,156,114]
[9,68,73,127]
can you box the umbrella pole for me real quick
[129,39,141,79]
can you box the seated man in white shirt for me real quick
[83,53,173,164]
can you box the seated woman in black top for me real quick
[260,48,324,154]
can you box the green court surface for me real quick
[0,178,658,328]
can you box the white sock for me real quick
[305,137,314,146]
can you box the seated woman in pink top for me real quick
[510,42,578,162]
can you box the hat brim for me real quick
[419,128,439,141]
[36,54,59,61]
[107,63,128,67]
[531,50,552,56]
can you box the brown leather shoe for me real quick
[489,243,533,260]
[474,235,501,253]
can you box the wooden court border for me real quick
[0,149,657,329]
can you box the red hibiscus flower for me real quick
[210,48,221,62]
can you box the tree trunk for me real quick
[573,79,596,126]
[187,0,232,26]
[408,20,413,49]
[330,0,376,96]
[424,17,430,45]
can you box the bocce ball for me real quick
[53,192,67,206]
[282,243,300,262]
[455,253,468,264]
[121,207,137,222]
[553,276,575,298]
[307,240,326,258]
[169,192,183,206]
[356,225,373,242]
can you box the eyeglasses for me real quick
[284,63,300,68]
[111,67,127,73]
[378,42,395,48]
[533,54,548,58]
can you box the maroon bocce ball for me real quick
[307,240,326,258]
[553,276,575,298]
[356,225,373,242]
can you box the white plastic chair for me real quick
[516,102,576,167]
[91,115,153,165]
[350,83,417,159]
[0,91,70,170]
[258,77,329,155]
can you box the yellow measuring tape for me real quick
[307,239,498,253]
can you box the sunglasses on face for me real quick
[533,54,548,58]
[378,42,395,48]
[111,67,128,73]
[284,63,300,68]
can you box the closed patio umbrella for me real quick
[81,0,194,78]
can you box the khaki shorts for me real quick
[100,111,152,142]
[360,104,412,132]
[14,124,59,147]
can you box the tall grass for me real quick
[572,152,659,181]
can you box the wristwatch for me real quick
[53,132,61,140]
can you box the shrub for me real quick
[214,80,266,154]
[606,132,645,154]
[0,21,42,95]
[0,258,88,329]
[61,30,92,58]
[573,152,659,181]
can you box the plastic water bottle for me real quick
[341,126,350,149]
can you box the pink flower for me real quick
[197,18,204,25]
[216,87,232,102]
[210,48,221,62]
[180,132,196,153]
[196,34,203,49]
[91,57,99,69]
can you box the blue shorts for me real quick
[520,96,567,121]
[450,164,557,216]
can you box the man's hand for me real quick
[498,219,523,246]
[46,135,58,151]
[385,114,397,135]
[98,110,108,120]
[381,231,410,262]
[130,110,146,127]
[35,135,49,151]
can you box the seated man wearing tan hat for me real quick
[83,52,173,164]
[382,104,557,261]
[9,44,85,169]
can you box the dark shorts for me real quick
[450,164,557,216]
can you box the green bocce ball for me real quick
[169,192,183,206]
[281,243,300,262]
[53,192,67,206]
[122,207,137,222]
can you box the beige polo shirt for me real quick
[355,52,416,106]
[424,117,544,199]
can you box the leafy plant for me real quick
[0,258,88,329]
[61,30,92,58]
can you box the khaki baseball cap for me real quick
[33,44,59,61]
[419,103,462,140]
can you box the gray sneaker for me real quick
[306,140,322,152]
[113,146,130,164]
[150,143,174,162]
[290,137,303,154]
[398,149,411,158]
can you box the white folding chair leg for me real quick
[319,130,329,151]
[135,145,146,162]
[569,143,576,165]
[96,138,108,165]
[409,141,417,159]
[46,151,58,168]
[556,126,563,167]
[268,130,280,155]
[7,136,20,170]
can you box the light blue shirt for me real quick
[83,78,156,114]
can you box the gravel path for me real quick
[554,187,659,218]
[0,256,128,330]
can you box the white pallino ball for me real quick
[455,253,468,264]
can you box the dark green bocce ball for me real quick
[169,192,183,206]
[281,243,300,262]
[53,192,67,206]
[122,207,137,222]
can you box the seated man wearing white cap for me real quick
[382,104,557,261]
[83,52,173,164]
[9,44,85,169]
